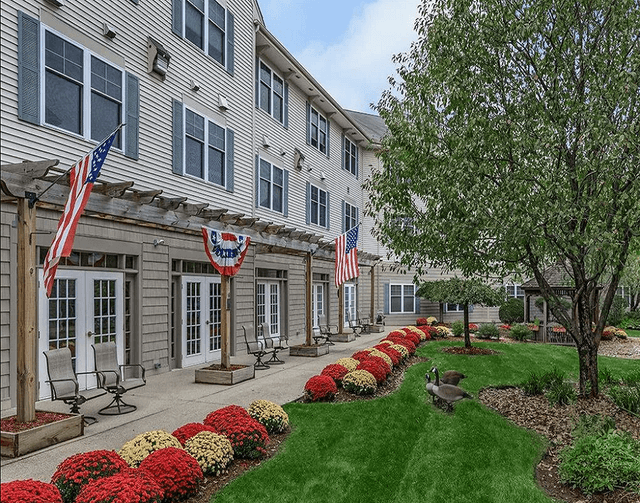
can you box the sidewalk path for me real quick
[1,328,394,483]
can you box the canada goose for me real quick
[425,373,437,401]
[430,367,472,409]
[440,369,467,386]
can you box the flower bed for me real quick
[51,450,129,503]
[1,412,73,433]
[356,359,389,384]
[321,364,350,386]
[184,431,234,475]
[172,423,218,446]
[204,406,270,459]
[248,400,289,434]
[304,375,338,402]
[0,479,63,503]
[343,370,377,395]
[334,357,359,371]
[119,430,182,468]
[75,469,163,503]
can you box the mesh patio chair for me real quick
[92,342,146,415]
[316,314,337,345]
[357,310,372,334]
[242,325,270,370]
[260,323,287,364]
[43,347,107,424]
[347,311,363,337]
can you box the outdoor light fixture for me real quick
[153,239,165,247]
[148,37,171,80]
[294,147,305,170]
[218,94,229,111]
[102,22,117,39]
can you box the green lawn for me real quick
[212,341,638,503]
[626,329,640,338]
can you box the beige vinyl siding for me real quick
[0,206,15,403]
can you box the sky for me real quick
[258,0,421,114]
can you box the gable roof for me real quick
[345,109,388,144]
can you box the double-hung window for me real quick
[258,61,285,124]
[310,185,327,227]
[390,284,416,314]
[306,103,329,155]
[505,284,524,300]
[258,158,286,214]
[344,201,358,232]
[344,136,358,176]
[43,29,123,149]
[184,107,226,186]
[173,0,234,73]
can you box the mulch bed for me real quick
[440,345,500,356]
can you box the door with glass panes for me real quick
[181,276,221,367]
[256,281,280,338]
[343,283,356,327]
[312,283,325,328]
[38,270,124,399]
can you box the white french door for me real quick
[312,283,325,328]
[344,283,356,327]
[38,270,124,399]
[181,276,221,367]
[257,281,280,338]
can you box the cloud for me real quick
[296,0,420,112]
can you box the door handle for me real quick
[87,331,94,337]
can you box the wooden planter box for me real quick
[289,344,330,357]
[1,411,84,458]
[195,364,255,385]
[332,332,356,343]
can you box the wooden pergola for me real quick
[1,159,379,421]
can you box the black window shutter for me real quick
[305,101,310,145]
[326,191,330,230]
[341,133,345,170]
[255,155,259,207]
[172,99,183,175]
[226,10,234,75]
[124,72,140,160]
[225,128,234,192]
[355,145,359,179]
[305,182,310,225]
[284,83,289,129]
[18,11,40,125]
[383,283,390,314]
[255,57,259,108]
[341,200,346,233]
[326,119,330,158]
[172,0,183,36]
[283,169,289,216]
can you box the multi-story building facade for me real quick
[1,0,497,409]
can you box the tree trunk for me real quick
[576,337,599,397]
[463,303,471,348]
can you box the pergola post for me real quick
[370,264,376,322]
[338,285,344,334]
[220,275,230,368]
[305,252,313,345]
[17,197,37,422]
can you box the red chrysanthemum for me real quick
[203,405,251,427]
[171,423,218,446]
[304,374,338,402]
[321,364,349,385]
[373,345,401,366]
[0,479,63,503]
[139,447,203,501]
[205,406,270,459]
[351,350,374,362]
[356,359,388,384]
[75,469,163,503]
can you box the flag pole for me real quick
[27,123,125,208]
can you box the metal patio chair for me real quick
[357,310,372,334]
[260,323,288,364]
[92,342,146,415]
[347,311,363,336]
[242,325,270,370]
[316,314,337,345]
[43,347,107,424]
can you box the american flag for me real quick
[42,127,120,296]
[335,225,360,287]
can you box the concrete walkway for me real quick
[1,327,395,483]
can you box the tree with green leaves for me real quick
[417,277,504,348]
[621,253,640,311]
[367,0,640,397]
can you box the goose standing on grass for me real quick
[440,369,467,385]
[430,367,472,411]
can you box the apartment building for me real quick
[0,0,498,409]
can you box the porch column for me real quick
[338,285,344,334]
[17,198,37,422]
[220,275,230,368]
[370,264,376,322]
[306,252,313,346]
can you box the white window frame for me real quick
[182,0,227,66]
[258,60,284,124]
[258,158,284,213]
[257,281,281,338]
[505,283,525,300]
[310,184,328,228]
[390,284,416,314]
[344,201,358,232]
[344,136,357,176]
[182,105,227,188]
[40,25,124,149]
[309,105,328,154]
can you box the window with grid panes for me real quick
[309,106,328,154]
[184,107,225,186]
[259,61,284,124]
[310,185,327,227]
[344,137,357,176]
[185,0,225,65]
[344,202,357,232]
[390,284,415,313]
[259,158,284,213]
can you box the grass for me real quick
[626,329,640,338]
[211,341,638,503]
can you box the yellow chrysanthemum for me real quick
[248,400,289,434]
[334,357,359,371]
[342,370,377,395]
[119,430,182,467]
[185,431,234,476]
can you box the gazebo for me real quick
[521,265,602,345]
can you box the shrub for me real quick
[184,431,234,475]
[76,469,163,503]
[139,447,203,502]
[521,372,545,396]
[373,344,401,366]
[539,368,565,389]
[606,295,628,327]
[509,324,532,341]
[620,310,640,329]
[546,380,577,406]
[367,349,393,367]
[51,450,129,503]
[559,431,640,494]
[571,414,616,440]
[384,337,416,354]
[598,367,617,386]
[334,357,359,371]
[399,329,421,345]
[356,359,389,384]
[342,370,377,395]
[119,430,182,468]
[303,375,337,402]
[476,323,500,339]
[171,423,218,446]
[387,343,409,359]
[0,479,63,503]
[320,364,348,386]
[499,298,525,323]
[608,383,640,415]
[417,325,436,339]
[451,320,465,337]
[468,323,479,333]
[416,317,429,325]
[248,400,289,434]
[205,410,269,459]
[352,350,374,362]
[435,326,452,337]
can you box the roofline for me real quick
[254,22,373,145]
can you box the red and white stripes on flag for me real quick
[335,225,360,287]
[42,127,120,296]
